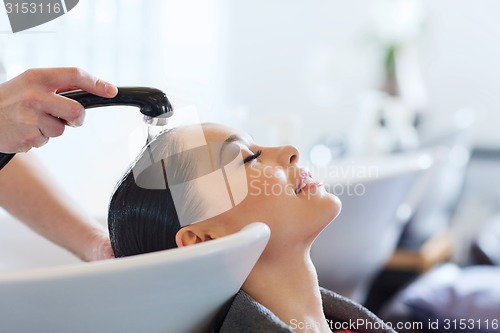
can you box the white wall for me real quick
[1,0,500,217]
[422,0,500,148]
[218,0,379,151]
[219,0,500,150]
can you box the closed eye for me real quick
[243,150,262,164]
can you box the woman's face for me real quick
[179,123,341,249]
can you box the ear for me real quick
[175,225,215,247]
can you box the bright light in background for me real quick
[164,0,215,45]
[310,144,332,167]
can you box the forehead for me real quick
[158,123,251,226]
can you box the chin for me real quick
[323,193,342,225]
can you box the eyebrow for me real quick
[224,134,244,144]
[219,135,243,161]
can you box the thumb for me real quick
[42,67,118,98]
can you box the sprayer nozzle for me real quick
[144,114,170,127]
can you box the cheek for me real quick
[247,169,294,198]
[230,184,288,227]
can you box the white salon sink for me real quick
[0,216,270,333]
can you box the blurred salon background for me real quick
[2,0,500,325]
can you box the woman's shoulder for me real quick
[212,289,397,333]
[320,287,397,333]
[215,290,293,333]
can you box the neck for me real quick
[242,244,331,333]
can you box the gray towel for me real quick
[215,288,397,333]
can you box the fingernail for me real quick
[70,109,85,127]
[104,82,118,97]
[76,114,85,126]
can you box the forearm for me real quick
[0,152,110,261]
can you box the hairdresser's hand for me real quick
[0,67,118,153]
[83,230,115,262]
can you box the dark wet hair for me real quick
[108,129,203,257]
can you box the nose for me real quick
[278,144,299,166]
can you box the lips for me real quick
[295,168,319,194]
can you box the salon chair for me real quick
[311,151,434,303]
[0,217,270,333]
